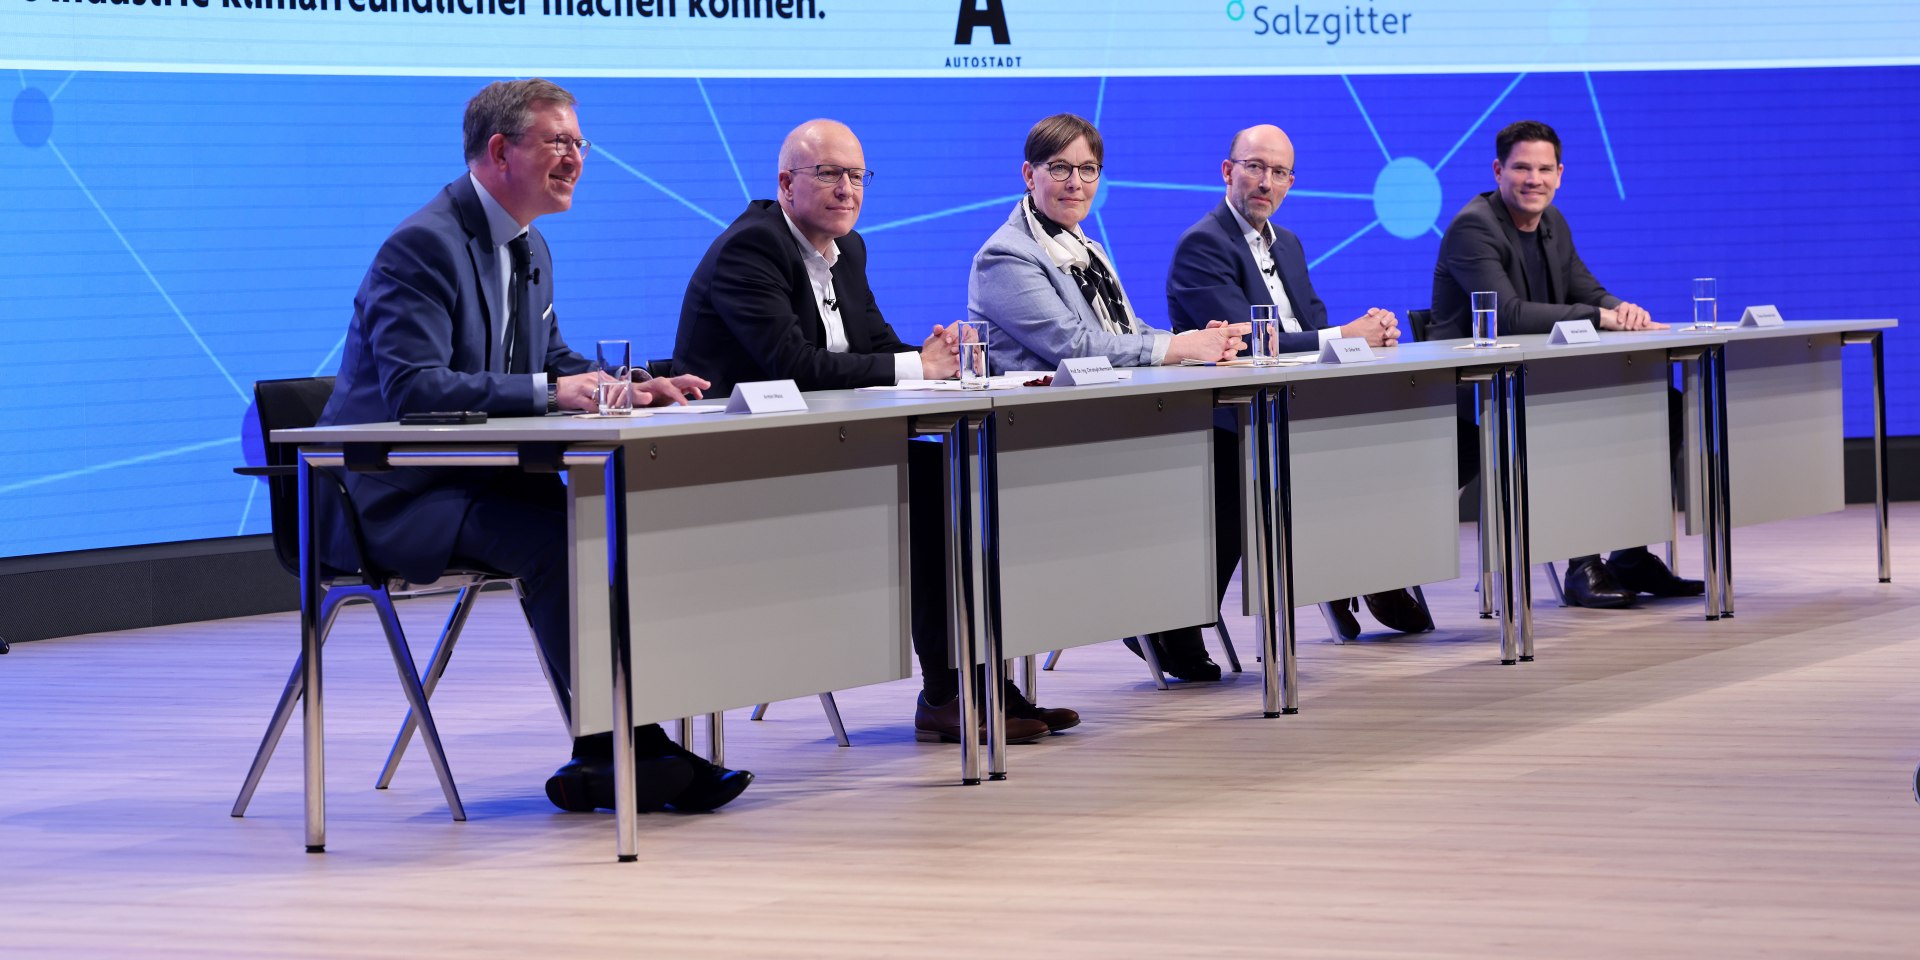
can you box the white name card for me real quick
[1317,337,1378,364]
[1548,319,1600,344]
[1740,304,1785,327]
[725,379,808,414]
[1052,356,1120,386]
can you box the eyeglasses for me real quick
[1229,159,1294,183]
[789,164,875,187]
[1042,160,1102,183]
[513,134,590,157]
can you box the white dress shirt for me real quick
[1227,202,1340,348]
[783,210,923,384]
[469,173,548,402]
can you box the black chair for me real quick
[229,377,564,822]
[1406,308,1434,343]
[645,357,676,379]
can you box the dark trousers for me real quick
[446,471,574,693]
[909,428,1242,703]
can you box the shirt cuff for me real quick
[532,372,549,414]
[1317,327,1342,347]
[893,350,925,384]
[1150,332,1172,365]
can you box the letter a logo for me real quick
[955,0,1011,45]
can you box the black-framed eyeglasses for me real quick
[789,164,874,187]
[1229,159,1294,183]
[512,133,590,157]
[1042,160,1102,183]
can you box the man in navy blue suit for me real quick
[1165,123,1433,640]
[319,79,750,814]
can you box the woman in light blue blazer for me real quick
[966,113,1247,683]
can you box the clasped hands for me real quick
[1597,301,1667,331]
[1339,308,1401,347]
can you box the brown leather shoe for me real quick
[914,693,1051,744]
[1005,685,1080,732]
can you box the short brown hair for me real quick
[463,79,577,162]
[1024,113,1103,166]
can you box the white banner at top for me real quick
[3,0,1917,77]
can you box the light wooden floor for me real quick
[4,505,1920,959]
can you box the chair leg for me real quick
[677,716,696,747]
[376,585,482,789]
[367,590,465,821]
[231,592,354,818]
[1544,562,1567,607]
[1135,636,1169,691]
[819,692,850,747]
[1042,649,1062,671]
[1317,602,1346,644]
[751,703,770,721]
[706,713,725,766]
[1211,619,1243,673]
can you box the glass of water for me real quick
[1248,304,1281,365]
[955,320,989,388]
[1470,291,1498,346]
[595,339,633,415]
[1692,277,1717,330]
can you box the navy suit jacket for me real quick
[1166,200,1329,354]
[1431,191,1621,339]
[318,175,589,581]
[672,199,911,398]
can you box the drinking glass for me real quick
[956,320,989,387]
[595,339,633,415]
[1248,304,1281,365]
[1692,277,1717,330]
[1470,291,1498,346]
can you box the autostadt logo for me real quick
[1224,1,1413,45]
[956,0,1011,44]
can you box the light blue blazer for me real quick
[968,202,1164,374]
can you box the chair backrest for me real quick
[645,357,675,379]
[253,377,336,577]
[1406,308,1433,343]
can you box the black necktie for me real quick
[506,234,532,374]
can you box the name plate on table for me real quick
[725,379,808,414]
[1740,304,1785,327]
[1053,356,1120,386]
[1317,337,1377,364]
[1548,319,1600,344]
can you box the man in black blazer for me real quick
[673,120,1075,745]
[1432,119,1700,607]
[1165,123,1431,640]
[321,79,748,814]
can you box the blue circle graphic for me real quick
[1226,1,1245,20]
[1371,156,1441,240]
[13,87,52,148]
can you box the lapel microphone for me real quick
[530,267,541,285]
[822,296,836,310]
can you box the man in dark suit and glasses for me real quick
[673,119,1079,745]
[1432,119,1701,608]
[1165,123,1434,640]
[320,79,751,814]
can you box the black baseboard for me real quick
[3,435,1916,646]
[0,536,296,645]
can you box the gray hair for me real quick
[463,79,576,162]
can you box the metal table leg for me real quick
[1846,331,1892,582]
[978,413,1007,782]
[598,447,640,863]
[1680,349,1721,622]
[297,452,327,854]
[1505,364,1535,662]
[1248,386,1298,716]
[943,416,982,786]
[1465,369,1514,664]
[1711,345,1734,617]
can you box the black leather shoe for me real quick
[914,693,1051,744]
[544,755,694,813]
[1363,588,1435,634]
[1153,630,1222,683]
[1325,598,1362,640]
[1563,557,1637,609]
[1606,550,1705,598]
[641,730,755,814]
[1005,684,1079,733]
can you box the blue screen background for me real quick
[2,66,1915,557]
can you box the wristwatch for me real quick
[546,381,560,413]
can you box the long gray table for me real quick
[276,392,993,862]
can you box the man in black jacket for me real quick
[1433,119,1700,608]
[673,119,1077,745]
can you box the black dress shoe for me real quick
[1563,557,1637,609]
[1606,550,1705,598]
[1363,588,1435,634]
[1152,629,1222,683]
[1325,598,1362,640]
[544,755,694,813]
[638,728,755,813]
[1004,684,1080,732]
